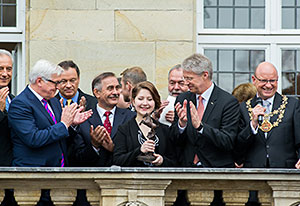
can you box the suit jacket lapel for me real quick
[111,107,124,138]
[267,93,281,139]
[202,86,217,123]
[88,107,103,127]
[26,87,56,125]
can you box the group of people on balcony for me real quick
[1,49,300,205]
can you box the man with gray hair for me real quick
[172,53,239,167]
[8,59,92,206]
[159,64,188,126]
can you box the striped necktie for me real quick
[41,98,64,167]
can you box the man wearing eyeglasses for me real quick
[8,59,92,206]
[235,62,300,169]
[56,60,97,111]
[172,53,240,168]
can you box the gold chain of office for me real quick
[246,95,288,133]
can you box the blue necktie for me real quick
[5,97,9,112]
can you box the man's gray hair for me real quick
[29,59,63,84]
[168,64,182,80]
[182,53,213,80]
[0,49,13,64]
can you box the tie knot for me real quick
[41,98,47,105]
[66,99,72,106]
[198,95,203,101]
[104,111,111,117]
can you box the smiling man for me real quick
[56,60,97,110]
[236,62,300,169]
[171,53,240,168]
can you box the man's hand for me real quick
[72,106,92,125]
[251,104,265,129]
[79,96,87,111]
[189,101,201,129]
[0,87,9,112]
[90,125,114,152]
[175,100,188,128]
[152,100,169,120]
[61,103,78,127]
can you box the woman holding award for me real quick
[113,81,177,167]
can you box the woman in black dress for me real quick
[113,81,177,167]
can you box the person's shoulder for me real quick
[78,88,96,99]
[176,91,193,102]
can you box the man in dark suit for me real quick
[70,72,135,167]
[8,59,92,206]
[0,49,18,206]
[56,60,97,110]
[236,62,300,168]
[172,53,240,167]
[68,72,134,206]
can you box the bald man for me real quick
[235,62,300,169]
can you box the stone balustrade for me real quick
[0,167,300,206]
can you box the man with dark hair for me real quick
[56,60,97,110]
[70,72,135,166]
[120,66,147,104]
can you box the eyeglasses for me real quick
[183,76,194,81]
[60,78,78,85]
[42,78,61,86]
[254,75,278,84]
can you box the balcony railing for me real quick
[0,167,300,206]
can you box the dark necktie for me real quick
[41,98,64,167]
[104,111,112,135]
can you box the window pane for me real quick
[219,0,233,6]
[3,0,16,3]
[204,8,217,28]
[297,8,300,29]
[219,73,233,92]
[219,50,233,71]
[235,8,249,28]
[235,0,249,6]
[204,0,216,6]
[235,50,249,72]
[3,5,16,27]
[282,8,295,29]
[251,0,265,6]
[282,72,295,95]
[219,8,233,28]
[204,50,218,71]
[250,50,265,72]
[297,51,300,71]
[282,50,296,71]
[282,0,295,6]
[235,73,250,85]
[251,8,265,28]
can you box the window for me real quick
[0,0,25,95]
[197,0,300,98]
[0,0,17,27]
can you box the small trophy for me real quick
[137,113,159,163]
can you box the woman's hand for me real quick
[152,153,163,166]
[140,139,155,153]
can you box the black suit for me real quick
[236,93,300,168]
[0,93,14,166]
[113,118,177,167]
[69,105,135,167]
[171,85,239,167]
[56,88,97,111]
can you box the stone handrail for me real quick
[0,167,300,206]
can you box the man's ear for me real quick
[127,81,132,91]
[93,88,100,98]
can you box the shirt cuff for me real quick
[250,121,258,134]
[178,122,186,134]
[92,146,100,155]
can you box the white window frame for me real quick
[197,0,300,94]
[0,0,26,94]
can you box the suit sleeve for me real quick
[8,98,69,148]
[0,109,7,123]
[113,124,142,166]
[293,99,300,158]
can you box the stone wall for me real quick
[27,0,195,98]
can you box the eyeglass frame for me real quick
[42,77,61,86]
[254,75,278,84]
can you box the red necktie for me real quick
[41,98,64,167]
[194,96,204,165]
[104,111,112,135]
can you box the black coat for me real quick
[0,93,14,166]
[235,93,300,168]
[171,85,240,167]
[113,117,177,167]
